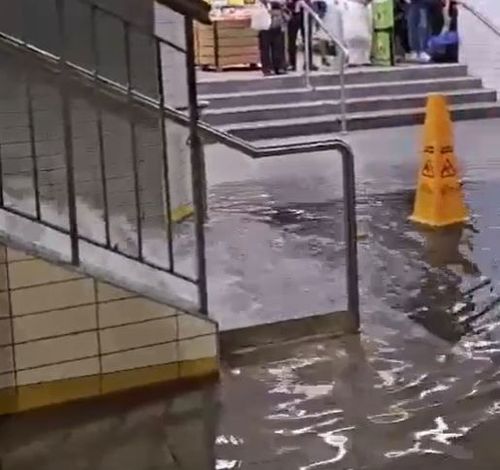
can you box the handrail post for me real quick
[340,143,359,331]
[339,51,347,134]
[300,0,349,131]
[184,16,209,316]
[56,0,80,266]
[302,2,312,89]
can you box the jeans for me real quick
[258,28,286,73]
[406,3,429,53]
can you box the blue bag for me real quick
[428,31,459,58]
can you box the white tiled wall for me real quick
[154,2,193,218]
[460,2,500,91]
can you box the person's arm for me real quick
[443,0,452,31]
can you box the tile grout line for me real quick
[5,245,18,390]
[93,279,103,388]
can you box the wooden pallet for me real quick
[195,19,260,71]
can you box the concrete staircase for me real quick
[198,64,500,141]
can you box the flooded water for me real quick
[5,125,500,468]
[210,177,500,470]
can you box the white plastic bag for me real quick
[251,3,272,31]
[316,0,343,42]
[341,0,372,65]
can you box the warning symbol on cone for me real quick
[441,158,456,178]
[421,160,434,178]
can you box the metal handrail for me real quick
[300,0,348,134]
[458,1,500,38]
[0,0,360,330]
[300,1,349,60]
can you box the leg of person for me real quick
[395,17,410,55]
[448,4,459,62]
[258,30,273,75]
[406,2,420,59]
[395,20,408,59]
[299,10,317,71]
[270,28,285,74]
[287,13,300,70]
[319,40,330,66]
[417,5,430,61]
[401,20,410,54]
[428,3,444,36]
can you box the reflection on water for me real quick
[5,180,500,469]
[212,179,500,469]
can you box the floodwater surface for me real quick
[212,178,500,470]
[4,122,500,469]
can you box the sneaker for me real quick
[406,52,418,62]
[418,52,431,63]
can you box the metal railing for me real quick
[0,0,210,313]
[300,0,349,133]
[0,0,360,329]
[458,1,500,38]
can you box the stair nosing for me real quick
[200,76,481,100]
[221,102,500,131]
[198,63,468,86]
[203,89,496,115]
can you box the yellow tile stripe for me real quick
[0,356,218,415]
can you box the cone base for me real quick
[409,214,468,228]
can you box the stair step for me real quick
[201,77,483,109]
[202,89,497,126]
[197,64,469,95]
[222,102,500,140]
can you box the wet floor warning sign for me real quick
[410,94,469,228]
[421,160,434,178]
[441,158,457,178]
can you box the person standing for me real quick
[287,0,318,71]
[405,0,431,62]
[258,0,289,75]
[428,0,457,35]
[427,0,458,62]
[394,0,410,60]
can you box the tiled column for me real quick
[0,243,218,414]
[0,245,14,392]
[7,249,99,398]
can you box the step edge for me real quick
[222,102,500,131]
[203,89,497,115]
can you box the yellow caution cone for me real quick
[409,94,469,227]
